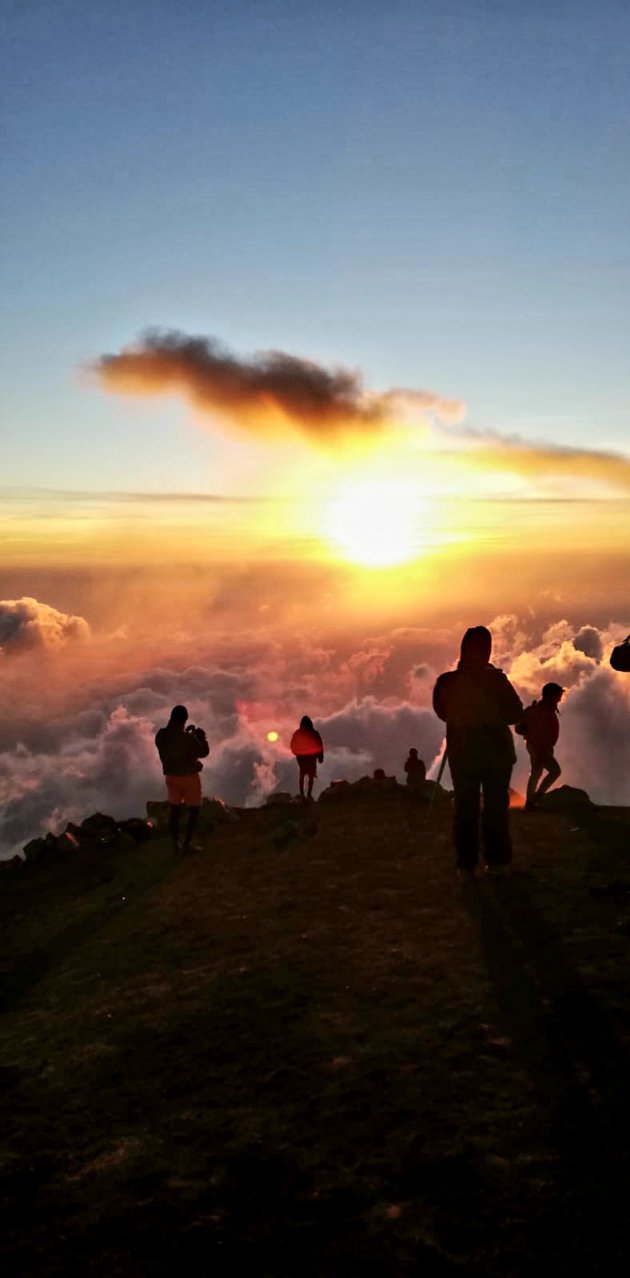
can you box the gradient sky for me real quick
[2,0,630,496]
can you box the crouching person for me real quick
[433,626,523,877]
[155,705,209,854]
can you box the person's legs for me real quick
[181,804,200,851]
[168,803,181,853]
[526,763,543,805]
[298,763,306,798]
[450,761,481,871]
[536,754,561,797]
[179,774,203,851]
[307,774,314,799]
[481,764,513,866]
[526,745,544,806]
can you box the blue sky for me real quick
[2,0,629,492]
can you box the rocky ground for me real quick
[2,791,630,1276]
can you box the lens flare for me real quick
[267,730,279,742]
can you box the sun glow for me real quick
[327,478,426,567]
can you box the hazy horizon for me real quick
[2,3,629,854]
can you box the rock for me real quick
[119,817,155,843]
[115,830,138,852]
[265,792,293,807]
[371,769,397,787]
[22,837,47,863]
[147,797,238,832]
[353,774,401,796]
[318,780,353,804]
[146,800,170,829]
[538,785,594,809]
[80,813,119,844]
[0,855,23,872]
[57,830,81,854]
[423,781,450,805]
[65,821,90,845]
[200,797,239,825]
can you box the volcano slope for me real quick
[2,793,630,1277]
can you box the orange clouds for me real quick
[465,437,630,493]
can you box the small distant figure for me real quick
[290,715,324,801]
[155,705,209,853]
[433,626,523,876]
[518,683,563,809]
[404,748,427,791]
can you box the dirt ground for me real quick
[2,794,630,1276]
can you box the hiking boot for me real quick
[484,864,510,878]
[457,866,478,881]
[181,842,203,855]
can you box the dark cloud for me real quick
[92,328,464,442]
[573,625,604,661]
[91,330,630,492]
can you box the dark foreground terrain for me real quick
[2,794,630,1277]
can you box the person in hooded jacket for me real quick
[433,626,523,875]
[290,715,324,800]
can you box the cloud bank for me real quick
[0,597,90,657]
[1,599,629,858]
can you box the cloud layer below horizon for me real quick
[2,598,629,858]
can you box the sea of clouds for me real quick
[1,595,629,859]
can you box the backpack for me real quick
[514,702,538,739]
[610,636,630,673]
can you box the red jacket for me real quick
[290,727,324,761]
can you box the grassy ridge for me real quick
[2,798,630,1276]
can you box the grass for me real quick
[2,794,630,1276]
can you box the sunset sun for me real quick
[327,478,424,567]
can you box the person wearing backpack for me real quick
[518,682,563,809]
[290,715,324,800]
[433,626,523,876]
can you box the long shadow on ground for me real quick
[462,873,630,1272]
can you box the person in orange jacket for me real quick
[290,715,324,800]
[519,682,563,809]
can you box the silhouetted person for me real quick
[520,682,563,809]
[433,626,523,876]
[155,705,209,853]
[404,748,426,790]
[290,715,324,800]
